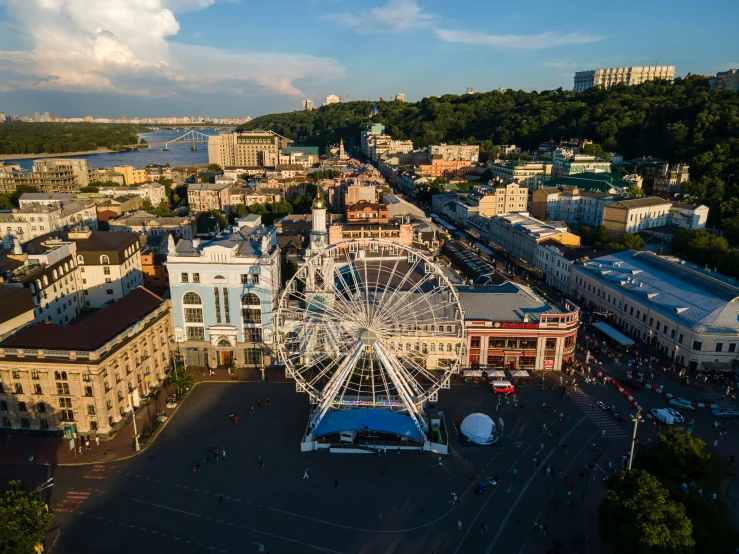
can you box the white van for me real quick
[650,408,675,425]
[491,380,515,394]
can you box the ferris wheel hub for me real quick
[360,329,378,346]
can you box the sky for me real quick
[0,0,737,119]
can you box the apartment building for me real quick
[187,182,232,212]
[428,144,480,162]
[488,161,552,190]
[97,182,165,206]
[459,285,579,371]
[552,149,612,178]
[301,99,315,111]
[360,124,386,158]
[417,158,476,178]
[570,250,739,371]
[485,212,581,267]
[710,69,739,93]
[328,222,414,247]
[166,217,281,369]
[652,162,690,196]
[0,201,98,248]
[112,166,148,185]
[0,161,80,194]
[346,202,389,225]
[573,66,675,92]
[600,197,709,234]
[324,94,341,105]
[531,186,620,226]
[17,193,73,208]
[207,131,280,168]
[0,288,173,437]
[534,239,599,293]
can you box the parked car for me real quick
[712,408,739,418]
[669,398,695,411]
[651,408,675,425]
[621,377,645,389]
[664,408,685,424]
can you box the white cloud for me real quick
[434,29,602,50]
[0,0,344,97]
[325,0,436,34]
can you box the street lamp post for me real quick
[628,407,640,470]
[130,392,140,452]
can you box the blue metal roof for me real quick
[313,409,424,440]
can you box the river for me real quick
[6,129,219,170]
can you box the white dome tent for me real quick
[460,413,499,445]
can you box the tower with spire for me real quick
[339,138,346,159]
[306,186,328,255]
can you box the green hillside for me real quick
[241,77,739,206]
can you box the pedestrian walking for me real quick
[542,525,547,536]
[229,413,234,422]
[438,456,442,467]
[260,460,265,469]
[457,520,462,530]
[377,448,381,457]
[266,397,270,405]
[95,436,100,446]
[383,447,387,456]
[601,430,606,439]
[539,524,544,535]
[714,439,719,448]
[218,494,224,503]
[250,405,255,414]
[397,447,401,455]
[222,450,227,459]
[303,469,310,479]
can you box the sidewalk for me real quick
[0,366,288,466]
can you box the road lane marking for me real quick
[251,529,344,554]
[130,498,202,518]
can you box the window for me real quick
[87,404,96,415]
[663,324,668,334]
[214,287,221,324]
[545,338,557,350]
[84,386,93,397]
[40,419,49,429]
[470,336,481,349]
[21,418,29,428]
[18,402,27,412]
[59,398,72,408]
[223,288,230,324]
[186,327,205,341]
[181,273,189,283]
[103,267,111,275]
[183,292,201,305]
[1,417,9,427]
[252,275,259,285]
[106,399,112,411]
[242,293,261,324]
[184,308,203,323]
[100,255,110,264]
[15,383,23,394]
[729,343,737,353]
[244,348,261,365]
[241,274,249,284]
[0,400,6,411]
[245,328,262,342]
[670,328,676,339]
[715,342,724,353]
[37,402,46,412]
[678,333,684,344]
[106,289,114,295]
[692,340,702,351]
[193,273,200,283]
[33,384,42,394]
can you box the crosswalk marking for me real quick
[54,491,91,512]
[569,391,627,440]
[704,393,735,409]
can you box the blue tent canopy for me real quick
[313,409,424,440]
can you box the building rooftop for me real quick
[0,286,35,325]
[538,239,600,261]
[18,193,72,203]
[576,250,739,332]
[0,287,165,351]
[457,282,566,322]
[23,230,138,256]
[490,212,570,237]
[608,197,671,209]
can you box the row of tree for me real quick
[0,123,149,155]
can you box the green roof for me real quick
[281,146,319,155]
[547,172,626,192]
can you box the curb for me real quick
[642,382,718,409]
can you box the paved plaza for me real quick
[2,360,733,554]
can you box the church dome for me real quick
[312,187,327,210]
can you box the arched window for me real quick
[29,283,35,294]
[64,262,69,273]
[446,343,452,353]
[52,269,58,280]
[76,255,84,265]
[183,292,202,305]
[36,280,42,291]
[430,343,436,352]
[42,276,48,286]
[242,293,260,306]
[213,275,226,281]
[100,255,110,265]
[58,266,64,276]
[438,342,444,352]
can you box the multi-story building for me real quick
[324,94,341,106]
[140,246,169,290]
[35,159,94,187]
[488,161,552,190]
[602,197,677,234]
[0,288,173,437]
[0,201,98,248]
[573,66,675,92]
[471,181,528,217]
[97,183,165,206]
[459,285,579,371]
[531,186,621,226]
[570,250,739,371]
[652,162,690,196]
[711,69,739,93]
[396,93,405,102]
[207,131,281,168]
[0,161,80,195]
[346,202,389,225]
[17,193,73,208]
[187,182,232,212]
[368,135,415,162]
[485,212,581,267]
[552,149,612,178]
[111,166,148,186]
[144,164,173,181]
[428,144,479,162]
[2,238,84,324]
[417,158,475,178]
[166,217,281,369]
[360,124,386,158]
[328,222,414,247]
[0,287,35,342]
[301,98,315,111]
[534,239,599,293]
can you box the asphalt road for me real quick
[0,378,646,554]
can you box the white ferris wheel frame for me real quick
[274,238,466,433]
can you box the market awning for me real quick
[592,322,635,347]
[488,370,506,378]
[510,370,530,377]
[464,370,484,377]
[701,362,734,373]
[313,409,424,440]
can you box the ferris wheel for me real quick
[275,239,465,435]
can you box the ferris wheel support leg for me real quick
[373,343,426,439]
[308,341,365,437]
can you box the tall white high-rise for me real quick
[573,66,675,92]
[323,94,341,106]
[302,98,315,111]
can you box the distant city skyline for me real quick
[0,0,737,118]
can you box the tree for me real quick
[599,469,695,554]
[606,232,644,251]
[271,200,292,215]
[629,184,646,197]
[578,226,592,244]
[206,210,228,230]
[139,137,147,144]
[152,200,174,217]
[721,216,739,246]
[168,365,195,401]
[0,480,54,554]
[141,198,153,210]
[672,229,729,267]
[0,194,15,210]
[591,225,610,245]
[206,163,222,172]
[720,197,739,218]
[641,429,713,480]
[248,203,267,215]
